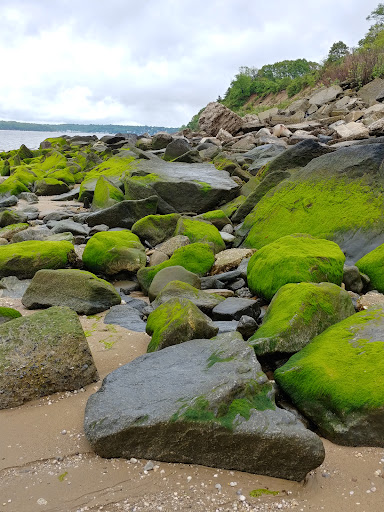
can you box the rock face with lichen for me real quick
[84,331,324,481]
[0,306,98,409]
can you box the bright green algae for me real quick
[174,217,225,254]
[131,213,180,246]
[247,234,345,301]
[137,243,215,293]
[274,308,384,414]
[242,178,384,249]
[249,282,355,355]
[356,243,384,292]
[91,176,124,210]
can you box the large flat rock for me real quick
[84,332,324,481]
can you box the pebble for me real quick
[143,460,154,471]
[215,484,222,492]
[229,481,237,486]
[129,458,138,464]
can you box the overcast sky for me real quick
[0,0,380,127]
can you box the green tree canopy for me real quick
[326,41,349,63]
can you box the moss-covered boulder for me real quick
[131,213,181,246]
[34,178,70,196]
[195,209,231,230]
[82,230,146,275]
[0,176,29,196]
[85,197,158,229]
[275,308,384,446]
[0,240,75,279]
[148,266,200,302]
[215,195,246,218]
[247,234,345,301]
[38,150,67,171]
[91,175,124,211]
[0,306,21,324]
[174,217,225,254]
[137,243,215,293]
[46,168,76,185]
[355,243,384,293]
[84,331,325,480]
[249,282,355,356]
[240,144,384,263]
[152,280,225,313]
[0,210,28,227]
[0,223,29,241]
[22,269,121,315]
[0,306,98,409]
[146,298,218,352]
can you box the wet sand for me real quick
[1,198,384,511]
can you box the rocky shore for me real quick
[1,79,384,510]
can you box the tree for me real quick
[359,4,384,48]
[367,3,384,23]
[326,41,349,63]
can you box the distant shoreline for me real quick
[0,120,179,136]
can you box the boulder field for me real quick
[3,85,384,480]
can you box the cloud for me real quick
[0,0,379,127]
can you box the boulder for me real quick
[34,178,70,196]
[308,85,343,106]
[124,159,239,215]
[236,315,258,339]
[244,144,286,174]
[265,139,334,174]
[0,209,28,227]
[148,266,201,302]
[152,280,224,313]
[356,242,384,293]
[0,306,98,409]
[241,143,384,262]
[0,240,75,279]
[249,282,355,356]
[358,78,384,106]
[247,234,345,301]
[343,265,365,294]
[258,108,278,123]
[334,122,369,139]
[104,304,147,332]
[212,297,260,321]
[84,332,325,480]
[22,269,121,315]
[151,132,173,150]
[275,308,384,446]
[84,197,158,229]
[211,248,255,275]
[163,139,192,161]
[91,176,124,211]
[137,243,215,293]
[146,297,218,352]
[195,210,231,231]
[0,223,29,241]
[368,117,384,136]
[82,230,146,275]
[174,217,225,254]
[156,235,190,256]
[198,102,243,136]
[50,219,90,236]
[131,213,181,246]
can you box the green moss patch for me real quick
[137,243,215,293]
[174,217,225,254]
[249,282,355,355]
[247,234,345,301]
[275,308,384,415]
[356,243,384,293]
[91,175,124,210]
[131,213,180,246]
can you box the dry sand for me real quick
[0,198,383,511]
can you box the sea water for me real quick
[0,130,112,152]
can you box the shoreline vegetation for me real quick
[0,120,179,135]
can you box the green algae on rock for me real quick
[274,308,384,446]
[0,223,29,241]
[0,306,98,409]
[195,209,231,230]
[0,240,75,279]
[131,213,181,246]
[174,217,225,254]
[91,175,124,210]
[137,242,215,293]
[356,243,384,293]
[152,280,225,313]
[249,282,355,356]
[22,269,121,315]
[247,234,345,301]
[82,230,146,275]
[146,297,218,352]
[0,306,22,324]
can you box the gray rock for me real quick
[22,269,121,315]
[152,132,174,150]
[343,265,364,294]
[244,144,286,174]
[236,315,258,339]
[50,219,90,236]
[164,139,192,161]
[0,276,31,298]
[104,304,147,332]
[213,320,239,333]
[266,139,334,174]
[85,197,158,229]
[156,235,190,257]
[34,179,70,196]
[51,187,80,201]
[1,306,98,409]
[0,195,18,207]
[20,206,39,220]
[0,209,28,227]
[199,102,243,136]
[212,297,260,321]
[308,85,343,106]
[84,332,325,480]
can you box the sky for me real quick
[0,0,381,127]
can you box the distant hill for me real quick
[0,120,179,136]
